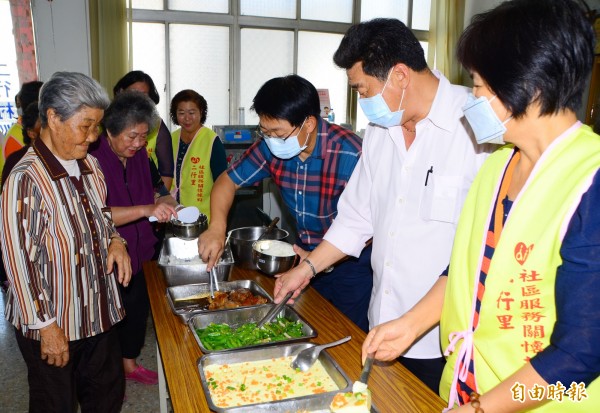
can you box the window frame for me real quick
[131,0,429,129]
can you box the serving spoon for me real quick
[290,336,352,372]
[255,217,280,245]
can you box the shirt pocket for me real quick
[419,175,462,224]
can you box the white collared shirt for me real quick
[324,71,493,359]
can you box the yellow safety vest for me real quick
[441,124,600,411]
[145,119,161,171]
[1,122,25,174]
[171,126,216,221]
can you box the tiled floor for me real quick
[0,290,163,412]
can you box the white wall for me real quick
[464,0,502,25]
[31,0,91,81]
[463,0,597,122]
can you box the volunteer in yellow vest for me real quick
[169,89,227,222]
[361,1,600,412]
[113,70,174,189]
[0,81,43,176]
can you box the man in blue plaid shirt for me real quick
[199,75,373,331]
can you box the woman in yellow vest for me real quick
[113,70,174,190]
[361,1,600,412]
[169,89,227,221]
[0,81,43,177]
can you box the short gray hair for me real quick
[103,91,160,137]
[38,72,110,127]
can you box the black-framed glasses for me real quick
[257,118,306,141]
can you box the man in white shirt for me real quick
[274,18,492,392]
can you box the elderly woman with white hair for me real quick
[0,71,131,413]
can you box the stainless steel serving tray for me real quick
[188,304,317,353]
[157,237,234,287]
[197,342,353,413]
[166,280,273,324]
[222,396,379,412]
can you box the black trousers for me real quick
[15,327,125,413]
[116,269,150,359]
[398,356,446,394]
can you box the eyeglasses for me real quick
[257,118,306,141]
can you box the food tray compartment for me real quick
[197,342,352,412]
[158,237,234,286]
[188,304,316,353]
[166,280,273,323]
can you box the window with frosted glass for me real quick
[240,0,295,19]
[131,0,163,10]
[297,31,347,125]
[169,25,230,128]
[240,29,294,126]
[168,0,228,13]
[412,0,431,31]
[301,0,352,23]
[132,22,168,121]
[360,0,409,22]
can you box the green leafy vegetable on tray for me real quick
[196,316,306,350]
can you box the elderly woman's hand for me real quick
[39,322,70,367]
[146,203,178,223]
[107,237,132,286]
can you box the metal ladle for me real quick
[290,336,352,372]
[256,217,280,242]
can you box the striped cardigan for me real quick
[0,138,126,341]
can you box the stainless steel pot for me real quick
[252,240,297,276]
[170,214,208,240]
[228,226,289,269]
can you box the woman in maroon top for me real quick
[90,91,178,385]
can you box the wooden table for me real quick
[144,261,446,413]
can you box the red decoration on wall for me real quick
[9,0,38,84]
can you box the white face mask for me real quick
[358,69,404,128]
[262,118,309,159]
[462,94,511,145]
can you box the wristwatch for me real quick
[110,234,128,248]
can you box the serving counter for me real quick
[144,260,446,413]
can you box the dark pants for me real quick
[311,244,373,332]
[15,327,125,413]
[398,356,446,394]
[117,269,150,359]
[0,250,8,292]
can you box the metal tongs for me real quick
[256,291,293,329]
[209,267,219,299]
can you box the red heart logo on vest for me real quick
[514,242,534,265]
[191,156,200,164]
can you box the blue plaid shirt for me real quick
[228,118,362,249]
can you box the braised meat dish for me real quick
[208,288,268,310]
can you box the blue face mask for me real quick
[462,94,511,145]
[263,119,308,159]
[359,70,404,128]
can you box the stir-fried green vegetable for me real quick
[196,317,306,350]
